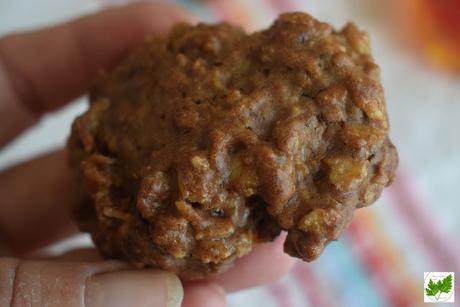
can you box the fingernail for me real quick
[85,270,183,307]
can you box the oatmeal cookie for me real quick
[68,12,398,278]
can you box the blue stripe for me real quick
[169,0,217,23]
[314,238,386,307]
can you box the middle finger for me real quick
[0,149,77,254]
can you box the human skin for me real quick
[0,3,294,306]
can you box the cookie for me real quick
[68,13,398,278]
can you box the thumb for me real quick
[0,258,183,307]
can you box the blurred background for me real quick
[1,0,459,306]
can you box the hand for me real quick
[0,3,295,306]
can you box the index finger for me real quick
[0,2,194,147]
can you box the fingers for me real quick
[182,282,226,307]
[0,257,183,307]
[0,2,194,147]
[0,150,77,254]
[208,233,296,292]
[51,238,293,294]
[18,237,289,305]
[86,270,183,307]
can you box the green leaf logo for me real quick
[425,274,453,301]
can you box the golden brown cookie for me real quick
[68,12,398,278]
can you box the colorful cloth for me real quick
[409,0,460,73]
[1,1,459,306]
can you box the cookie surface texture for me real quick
[68,13,398,278]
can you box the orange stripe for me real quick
[348,219,411,306]
[424,0,460,46]
[409,0,460,72]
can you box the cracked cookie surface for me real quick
[68,12,398,278]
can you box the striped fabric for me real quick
[408,0,460,72]
[96,1,460,306]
